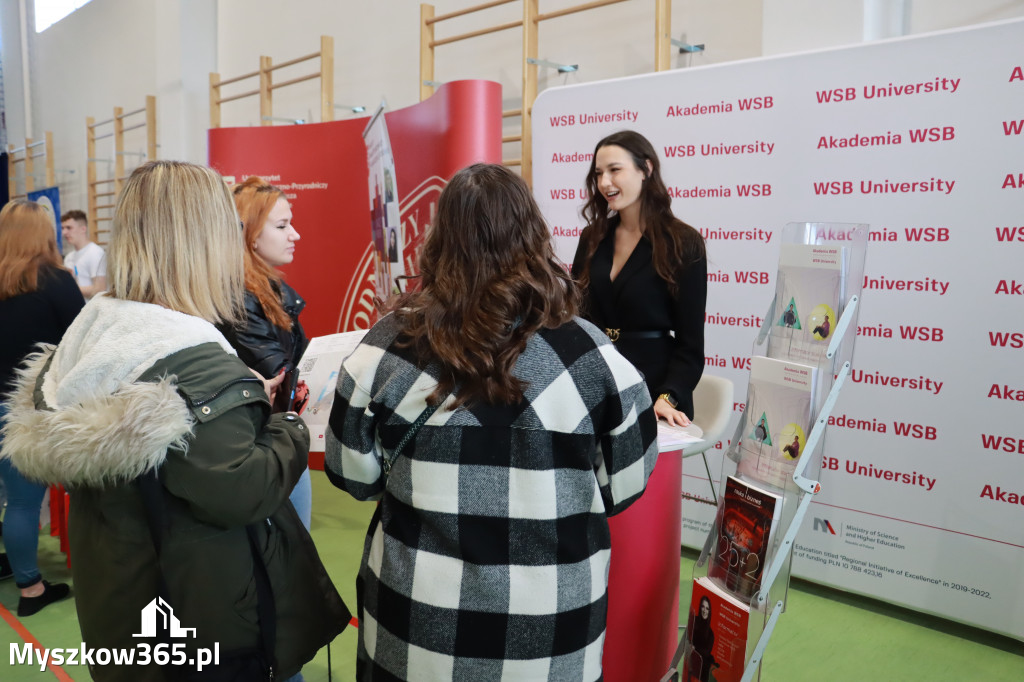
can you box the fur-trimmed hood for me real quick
[0,295,236,487]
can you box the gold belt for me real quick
[605,328,673,343]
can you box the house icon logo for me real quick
[132,597,197,638]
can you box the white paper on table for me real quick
[297,329,368,451]
[656,421,704,452]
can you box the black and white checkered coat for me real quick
[325,314,658,681]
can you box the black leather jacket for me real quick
[220,279,309,380]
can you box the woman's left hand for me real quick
[250,368,286,403]
[655,397,691,427]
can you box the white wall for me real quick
[763,0,864,54]
[1,0,212,213]
[154,0,217,169]
[212,0,763,161]
[911,0,1024,31]
[4,0,159,212]
[3,0,1023,208]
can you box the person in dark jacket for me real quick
[220,176,313,529]
[0,162,349,681]
[0,200,84,615]
[387,227,399,263]
[572,130,707,426]
[685,596,716,682]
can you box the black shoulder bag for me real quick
[382,396,446,477]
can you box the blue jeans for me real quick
[0,404,47,588]
[290,467,312,530]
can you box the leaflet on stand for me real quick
[734,356,817,490]
[708,476,783,600]
[767,243,846,368]
[683,576,751,682]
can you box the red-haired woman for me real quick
[221,177,312,529]
[572,130,707,426]
[325,164,658,680]
[0,201,83,615]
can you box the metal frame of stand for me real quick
[664,223,868,682]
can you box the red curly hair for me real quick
[233,176,292,330]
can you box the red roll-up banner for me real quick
[208,80,502,338]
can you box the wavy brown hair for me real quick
[0,201,64,299]
[577,130,705,295]
[394,164,578,408]
[233,176,292,330]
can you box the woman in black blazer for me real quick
[572,130,707,425]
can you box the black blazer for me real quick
[572,224,706,418]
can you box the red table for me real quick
[603,447,684,682]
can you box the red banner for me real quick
[208,80,502,337]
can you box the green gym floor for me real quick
[2,471,1021,681]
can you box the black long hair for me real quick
[577,130,705,295]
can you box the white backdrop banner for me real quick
[533,19,1024,640]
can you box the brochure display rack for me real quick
[665,223,868,682]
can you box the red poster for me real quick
[208,80,502,337]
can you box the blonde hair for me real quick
[107,161,244,324]
[0,200,64,299]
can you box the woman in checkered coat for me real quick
[325,164,659,681]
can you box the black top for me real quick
[219,279,308,402]
[0,265,85,394]
[572,222,706,418]
[689,609,716,682]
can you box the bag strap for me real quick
[382,396,446,476]
[137,469,278,679]
[246,522,278,680]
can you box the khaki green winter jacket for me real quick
[0,296,349,681]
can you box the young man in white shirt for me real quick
[61,210,107,298]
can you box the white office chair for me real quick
[684,374,734,506]
[663,374,737,682]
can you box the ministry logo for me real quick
[812,517,838,535]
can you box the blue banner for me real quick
[27,185,62,251]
